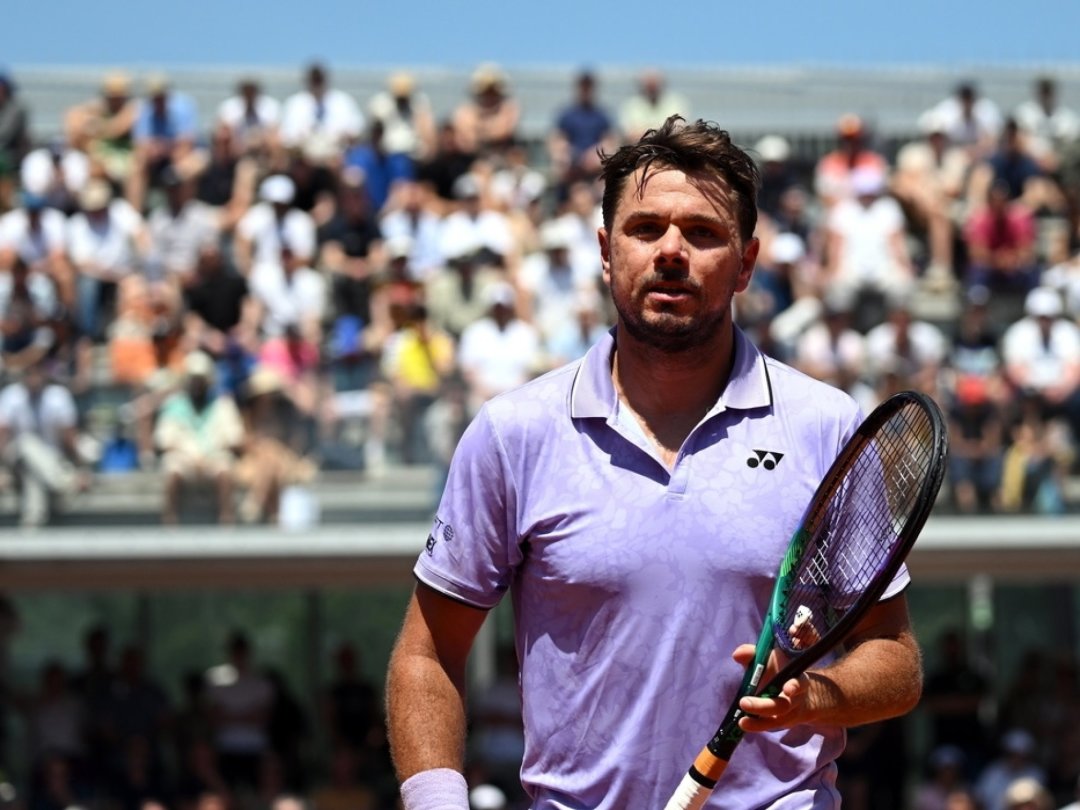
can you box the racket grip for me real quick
[662,747,730,810]
[662,771,713,810]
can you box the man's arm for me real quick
[386,582,489,781]
[735,592,922,732]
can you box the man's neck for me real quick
[610,325,736,454]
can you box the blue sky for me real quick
[6,0,1079,69]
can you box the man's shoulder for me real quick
[761,355,860,417]
[481,361,582,431]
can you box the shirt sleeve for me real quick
[414,404,523,609]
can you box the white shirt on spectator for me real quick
[439,210,514,263]
[249,260,326,337]
[827,196,907,290]
[0,207,68,264]
[237,202,317,266]
[1002,316,1080,392]
[865,319,948,375]
[217,94,281,139]
[380,208,445,280]
[207,671,274,754]
[280,88,363,151]
[0,382,78,450]
[147,200,219,279]
[458,316,541,408]
[66,199,144,279]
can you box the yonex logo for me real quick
[747,449,784,470]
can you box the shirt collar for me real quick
[570,326,773,419]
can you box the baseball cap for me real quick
[755,134,791,163]
[259,174,296,205]
[388,71,415,97]
[102,71,132,98]
[183,350,216,380]
[769,232,805,265]
[1025,286,1063,319]
[1001,728,1037,756]
[79,179,113,212]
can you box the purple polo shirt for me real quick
[415,327,910,810]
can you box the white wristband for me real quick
[400,768,470,810]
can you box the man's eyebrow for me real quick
[622,210,729,227]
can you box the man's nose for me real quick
[656,225,689,265]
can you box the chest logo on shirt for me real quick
[747,449,785,470]
[425,517,455,555]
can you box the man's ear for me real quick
[735,236,760,293]
[599,227,612,285]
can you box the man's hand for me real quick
[730,644,814,733]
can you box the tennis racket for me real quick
[663,389,948,810]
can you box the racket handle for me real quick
[662,747,730,810]
[662,771,713,810]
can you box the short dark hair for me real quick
[599,115,760,241]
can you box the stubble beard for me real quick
[611,288,729,354]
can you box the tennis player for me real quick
[386,116,922,809]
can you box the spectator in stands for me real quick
[543,287,610,369]
[0,71,30,214]
[557,178,605,284]
[194,123,259,234]
[111,645,171,804]
[947,371,1006,513]
[519,217,597,343]
[67,178,150,350]
[234,174,316,276]
[913,745,970,810]
[264,668,310,793]
[19,661,88,802]
[813,113,889,210]
[233,366,317,525]
[249,236,326,348]
[182,237,256,373]
[20,136,91,219]
[1000,394,1075,514]
[322,642,381,759]
[438,172,515,274]
[153,350,244,524]
[206,631,274,797]
[974,730,1047,810]
[457,281,541,412]
[130,73,199,210]
[547,69,617,191]
[216,77,281,160]
[0,190,74,310]
[823,165,915,329]
[64,71,139,189]
[452,63,520,158]
[379,178,444,280]
[963,178,1040,295]
[865,288,948,394]
[892,109,973,286]
[1014,75,1080,171]
[380,302,456,464]
[968,117,1060,216]
[344,119,414,214]
[618,68,688,144]
[1002,286,1080,431]
[0,250,62,374]
[922,628,992,773]
[280,62,364,156]
[0,358,91,527]
[792,288,870,404]
[145,164,219,286]
[416,120,475,208]
[753,134,799,223]
[367,71,437,163]
[925,80,1003,161]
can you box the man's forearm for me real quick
[386,644,470,780]
[804,629,922,727]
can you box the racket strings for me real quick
[779,402,938,648]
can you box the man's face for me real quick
[599,166,757,353]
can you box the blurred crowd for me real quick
[3,62,1080,524]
